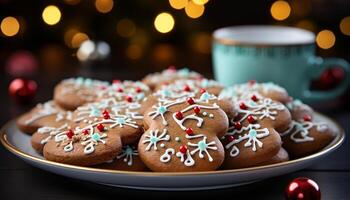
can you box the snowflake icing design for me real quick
[187,135,218,162]
[280,120,328,143]
[116,145,139,166]
[142,129,170,151]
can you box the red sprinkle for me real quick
[233,122,242,130]
[247,115,255,123]
[186,97,195,105]
[251,95,258,102]
[227,135,235,142]
[185,128,194,135]
[97,124,105,132]
[303,114,312,122]
[82,129,89,135]
[200,88,206,94]
[248,80,256,85]
[168,65,176,72]
[103,112,110,119]
[193,106,201,114]
[113,79,121,84]
[100,85,107,90]
[66,130,74,139]
[136,87,142,93]
[179,145,187,154]
[183,85,191,92]
[175,111,183,120]
[126,96,133,102]
[239,102,248,110]
[117,87,123,93]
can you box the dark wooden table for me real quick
[1,75,350,200]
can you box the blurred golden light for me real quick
[95,0,114,13]
[340,16,350,36]
[270,1,291,21]
[185,1,205,19]
[64,0,81,5]
[1,17,20,37]
[64,29,78,47]
[295,20,316,32]
[153,44,175,62]
[42,5,61,25]
[316,30,336,49]
[71,32,89,48]
[193,32,212,54]
[117,19,136,38]
[154,12,175,34]
[192,0,208,5]
[126,44,143,60]
[169,0,188,9]
[290,0,311,17]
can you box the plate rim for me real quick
[0,112,345,177]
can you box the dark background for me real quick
[1,0,350,199]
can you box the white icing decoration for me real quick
[176,149,195,166]
[80,132,107,154]
[188,136,217,162]
[38,123,69,144]
[116,145,138,166]
[160,148,175,163]
[64,141,74,152]
[142,129,170,151]
[280,120,328,143]
[24,101,70,125]
[175,137,180,142]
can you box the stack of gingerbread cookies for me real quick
[16,68,337,172]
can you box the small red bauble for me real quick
[113,79,121,84]
[117,87,123,92]
[233,122,242,130]
[285,177,321,200]
[239,102,248,110]
[247,115,255,123]
[185,127,194,135]
[251,95,258,102]
[66,130,74,139]
[168,65,176,72]
[226,135,235,142]
[248,80,256,85]
[183,85,191,92]
[175,111,183,120]
[193,106,201,114]
[103,112,110,119]
[303,114,312,122]
[97,124,105,132]
[200,88,206,94]
[82,129,89,135]
[136,87,142,93]
[186,97,195,105]
[99,85,107,90]
[126,96,133,102]
[9,78,37,104]
[179,145,187,154]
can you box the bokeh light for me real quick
[117,19,136,38]
[290,0,311,17]
[77,40,95,61]
[295,20,317,32]
[154,12,175,33]
[169,0,188,9]
[1,16,20,37]
[71,32,89,48]
[153,44,175,62]
[316,30,336,49]
[126,44,143,60]
[340,16,350,36]
[64,0,81,5]
[192,32,211,54]
[270,1,291,21]
[42,5,61,25]
[192,0,209,5]
[185,1,205,19]
[95,0,114,13]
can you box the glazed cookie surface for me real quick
[17,101,72,134]
[139,94,229,172]
[221,93,291,169]
[54,77,109,110]
[280,100,336,158]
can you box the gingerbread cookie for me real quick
[221,93,291,169]
[280,100,336,158]
[96,144,149,171]
[17,101,72,134]
[54,77,109,110]
[258,147,289,166]
[138,95,229,172]
[219,81,291,104]
[142,67,202,90]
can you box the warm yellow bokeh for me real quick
[1,16,20,37]
[295,20,317,32]
[169,0,188,9]
[154,12,175,33]
[192,0,208,5]
[71,32,89,48]
[117,19,136,38]
[185,1,205,19]
[193,32,211,54]
[340,16,350,36]
[42,5,61,25]
[126,44,143,60]
[95,0,114,13]
[270,1,291,21]
[316,30,336,49]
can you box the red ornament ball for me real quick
[303,114,312,122]
[179,145,187,154]
[185,127,194,135]
[175,111,184,120]
[183,85,191,92]
[233,122,242,130]
[126,96,133,102]
[97,124,105,132]
[6,51,38,77]
[66,130,74,139]
[239,102,248,110]
[135,87,142,93]
[193,106,201,114]
[251,94,258,102]
[247,115,256,123]
[186,97,195,105]
[226,135,235,142]
[199,88,206,94]
[9,78,37,103]
[285,177,321,200]
[82,129,89,135]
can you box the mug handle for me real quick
[303,57,350,101]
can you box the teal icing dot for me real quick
[137,93,145,100]
[162,89,171,97]
[84,78,92,86]
[116,118,126,124]
[91,133,101,141]
[158,106,167,114]
[90,107,102,117]
[178,68,190,77]
[150,136,158,143]
[198,140,207,151]
[200,92,210,100]
[249,129,257,138]
[249,101,257,106]
[201,79,209,88]
[75,77,84,85]
[296,123,304,130]
[125,146,133,154]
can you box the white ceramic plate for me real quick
[1,113,345,191]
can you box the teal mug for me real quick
[212,25,350,102]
